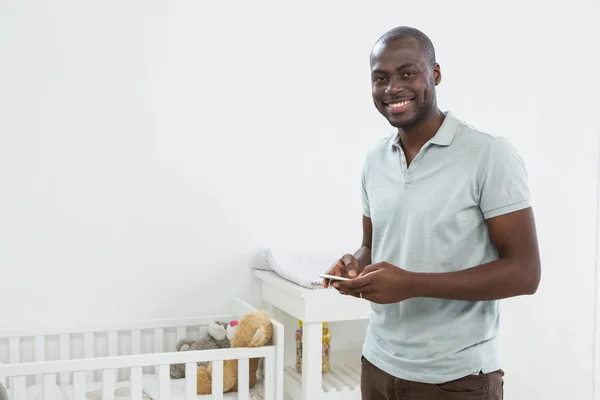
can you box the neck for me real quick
[397,107,445,151]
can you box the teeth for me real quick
[388,100,412,107]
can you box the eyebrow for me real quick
[372,63,419,74]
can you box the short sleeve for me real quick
[476,137,532,219]
[361,157,371,218]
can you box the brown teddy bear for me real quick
[196,311,272,395]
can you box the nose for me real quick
[385,76,404,96]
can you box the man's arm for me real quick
[353,215,373,274]
[411,207,541,301]
[336,138,540,303]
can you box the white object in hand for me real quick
[319,274,351,281]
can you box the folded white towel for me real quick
[252,249,340,289]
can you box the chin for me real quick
[387,113,418,128]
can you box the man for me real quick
[323,26,541,400]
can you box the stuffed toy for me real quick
[196,311,272,395]
[170,320,238,379]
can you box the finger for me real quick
[346,284,374,299]
[329,261,343,274]
[333,285,351,296]
[346,258,358,278]
[333,262,346,276]
[323,263,344,288]
[358,262,381,277]
[341,255,358,278]
[336,287,356,297]
[348,257,359,277]
[335,281,373,299]
[334,275,373,291]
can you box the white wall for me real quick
[1,0,599,398]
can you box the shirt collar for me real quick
[388,111,458,150]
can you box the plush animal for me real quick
[196,311,272,395]
[170,320,238,379]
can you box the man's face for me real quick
[370,38,441,129]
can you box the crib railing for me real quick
[0,315,230,385]
[0,345,276,400]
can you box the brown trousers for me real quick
[360,356,504,400]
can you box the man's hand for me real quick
[332,208,541,303]
[322,254,361,288]
[333,262,416,304]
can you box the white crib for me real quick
[0,297,284,400]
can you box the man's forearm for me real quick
[354,246,371,274]
[410,258,540,301]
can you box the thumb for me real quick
[341,254,359,278]
[359,262,381,277]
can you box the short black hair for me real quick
[372,26,436,66]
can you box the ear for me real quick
[208,322,227,341]
[226,322,238,341]
[432,63,442,86]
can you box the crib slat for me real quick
[158,364,170,400]
[130,367,143,400]
[11,376,26,400]
[237,358,250,400]
[264,355,276,400]
[44,374,57,400]
[107,332,118,382]
[154,328,164,374]
[184,362,197,400]
[83,332,94,357]
[34,335,45,384]
[73,372,86,400]
[8,337,20,400]
[83,333,94,382]
[9,338,20,363]
[211,360,223,400]
[131,329,141,355]
[176,327,187,343]
[102,369,115,400]
[108,331,118,356]
[154,328,164,352]
[59,334,70,386]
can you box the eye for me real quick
[372,76,387,83]
[402,71,416,78]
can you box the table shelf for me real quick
[254,270,371,400]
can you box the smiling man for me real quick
[323,26,541,399]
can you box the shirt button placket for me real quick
[400,156,411,189]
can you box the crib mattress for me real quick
[21,374,264,400]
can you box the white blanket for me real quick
[61,379,151,400]
[21,375,263,400]
[141,376,264,400]
[252,249,339,289]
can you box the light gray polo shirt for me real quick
[361,111,531,384]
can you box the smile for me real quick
[385,99,413,112]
